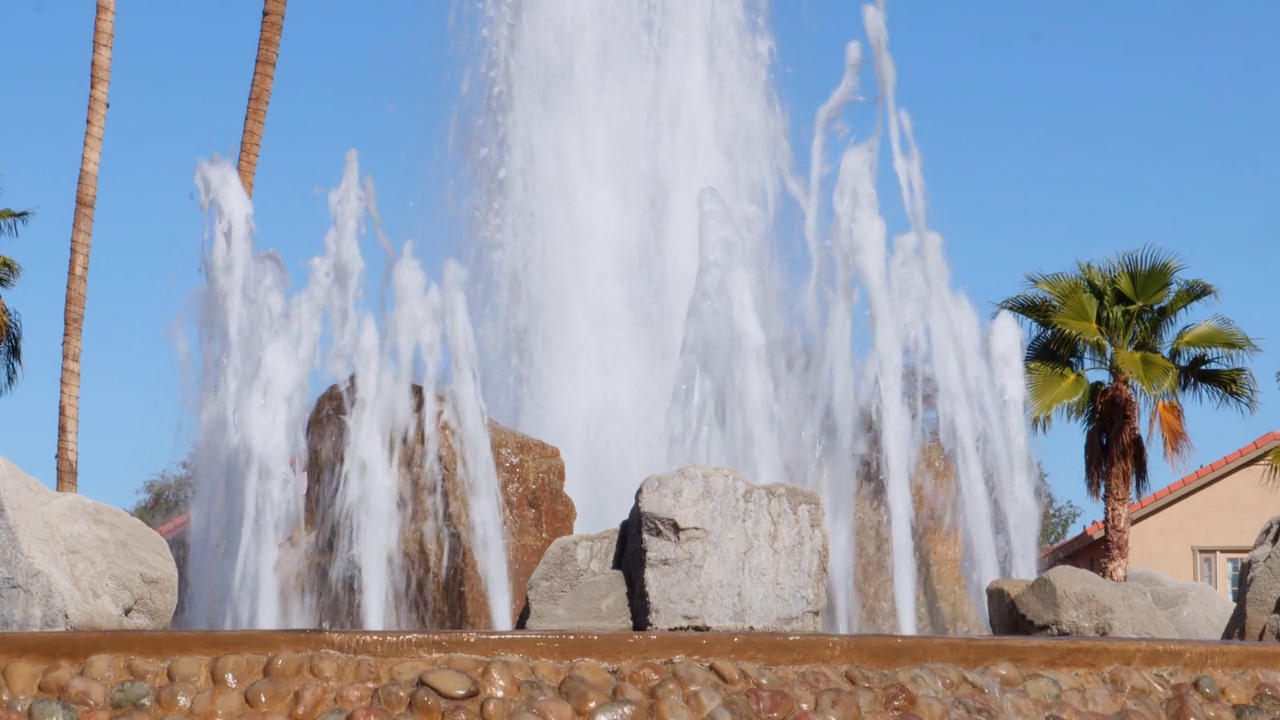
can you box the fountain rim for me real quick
[0,631,1270,670]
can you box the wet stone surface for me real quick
[2,652,1280,720]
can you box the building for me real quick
[1042,431,1280,602]
[156,512,190,626]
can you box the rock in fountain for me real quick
[524,466,828,633]
[297,380,574,630]
[0,457,178,631]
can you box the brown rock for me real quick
[881,684,915,714]
[391,664,433,687]
[39,662,78,696]
[302,383,575,630]
[375,684,413,714]
[350,708,393,720]
[169,657,208,686]
[587,701,643,720]
[420,669,479,701]
[651,699,694,720]
[568,663,614,692]
[687,688,723,718]
[61,677,107,709]
[126,659,163,685]
[746,689,794,720]
[266,654,306,681]
[559,675,609,716]
[211,655,257,690]
[409,688,444,720]
[192,688,247,720]
[157,682,199,713]
[336,685,373,709]
[814,688,858,720]
[531,664,565,687]
[708,663,741,688]
[1,662,41,698]
[246,679,295,711]
[529,698,573,720]
[649,678,683,703]
[674,665,719,693]
[291,682,331,720]
[311,655,352,684]
[481,697,509,720]
[80,656,121,684]
[621,663,668,692]
[913,696,949,720]
[612,684,645,704]
[443,708,478,720]
[444,656,486,678]
[480,661,519,699]
[519,680,559,702]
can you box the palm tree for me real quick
[998,246,1260,582]
[0,188,34,396]
[237,0,288,197]
[57,0,115,494]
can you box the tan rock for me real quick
[302,383,575,630]
[61,676,107,709]
[421,669,480,700]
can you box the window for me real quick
[1228,557,1243,601]
[1200,552,1217,589]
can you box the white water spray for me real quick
[185,0,1037,634]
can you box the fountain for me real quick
[179,0,1038,635]
[4,4,1275,719]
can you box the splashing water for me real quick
[462,0,1039,633]
[185,0,1038,634]
[185,153,512,630]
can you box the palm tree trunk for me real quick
[1100,470,1132,582]
[237,0,288,197]
[56,0,115,494]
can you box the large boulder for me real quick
[1224,516,1280,641]
[301,381,575,630]
[520,528,631,631]
[1126,567,1234,640]
[997,565,1178,638]
[0,457,178,630]
[621,466,828,632]
[989,566,1231,639]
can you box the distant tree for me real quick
[0,185,33,396]
[131,458,193,530]
[1037,465,1083,549]
[999,246,1260,581]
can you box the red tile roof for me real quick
[156,512,190,541]
[1043,430,1280,562]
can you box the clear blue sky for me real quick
[1,1,1276,532]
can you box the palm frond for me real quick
[1176,358,1260,414]
[1148,399,1192,468]
[0,256,21,290]
[1171,315,1260,362]
[0,208,33,239]
[1111,245,1185,308]
[0,302,22,395]
[1025,328,1086,371]
[995,291,1057,328]
[1114,349,1178,398]
[1026,361,1092,429]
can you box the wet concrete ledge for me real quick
[0,631,1273,670]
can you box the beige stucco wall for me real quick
[1127,461,1278,589]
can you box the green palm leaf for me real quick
[1112,245,1184,307]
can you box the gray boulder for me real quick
[986,578,1033,635]
[1004,565,1178,638]
[521,528,631,631]
[0,457,179,630]
[621,466,828,632]
[1224,516,1280,641]
[1126,567,1234,640]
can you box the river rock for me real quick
[620,466,828,632]
[0,457,179,631]
[521,529,631,631]
[301,381,575,630]
[1224,516,1280,641]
